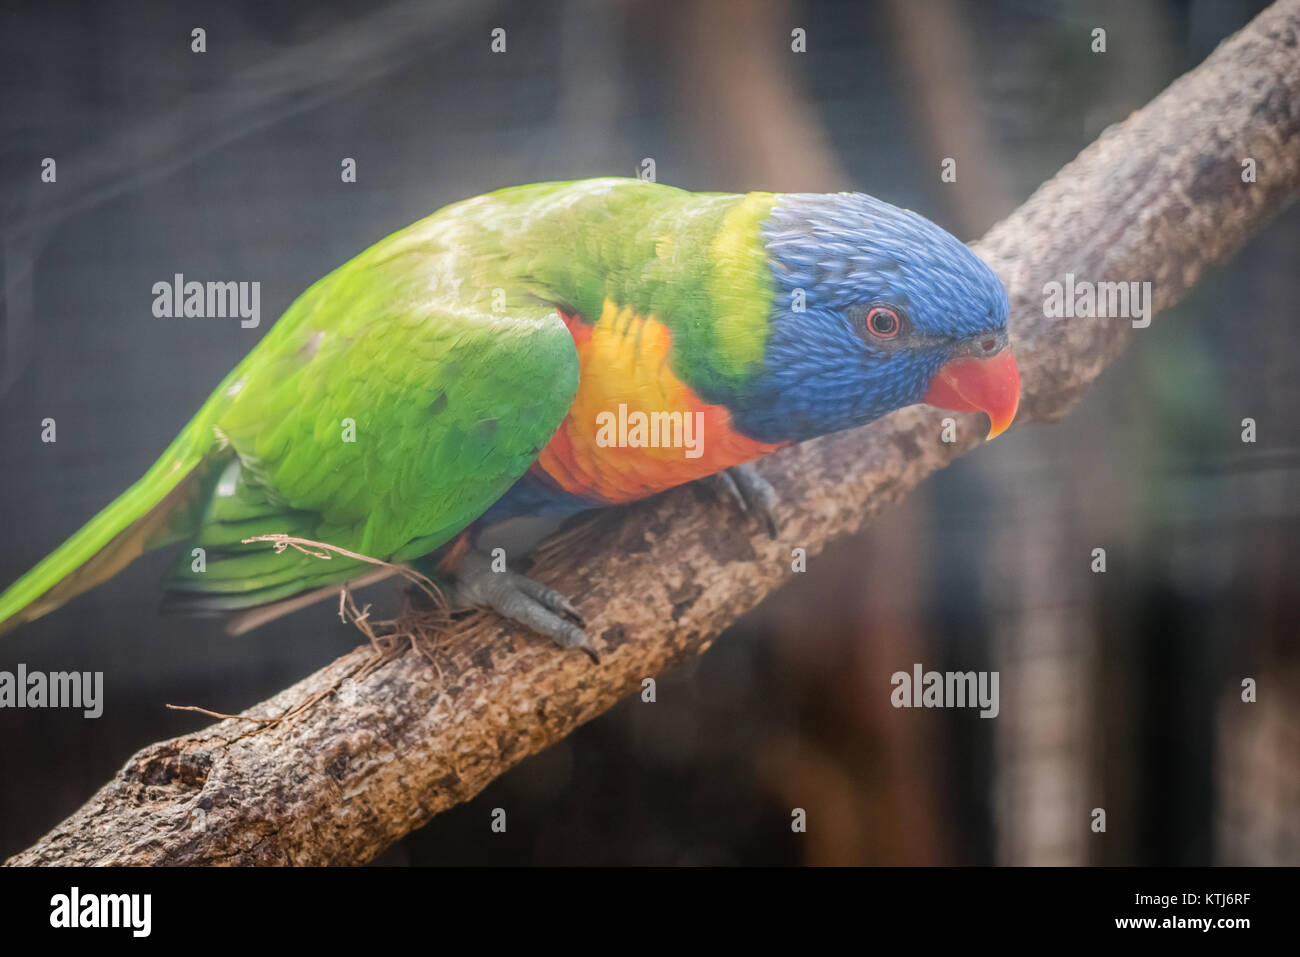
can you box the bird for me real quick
[0,177,1019,657]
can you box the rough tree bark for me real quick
[9,0,1300,866]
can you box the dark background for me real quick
[0,0,1295,865]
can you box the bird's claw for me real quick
[444,549,598,661]
[706,462,780,539]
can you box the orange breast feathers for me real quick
[534,302,786,505]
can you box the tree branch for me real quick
[9,0,1300,866]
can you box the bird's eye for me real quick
[865,306,901,339]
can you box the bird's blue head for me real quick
[733,192,1019,444]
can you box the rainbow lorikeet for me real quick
[0,178,1019,656]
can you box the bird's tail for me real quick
[0,416,224,636]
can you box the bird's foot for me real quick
[705,462,780,538]
[442,548,597,661]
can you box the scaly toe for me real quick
[443,549,597,660]
[494,589,597,661]
[510,574,585,623]
[719,463,781,539]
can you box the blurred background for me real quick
[0,0,1295,865]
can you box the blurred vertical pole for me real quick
[1212,193,1300,866]
[760,516,955,864]
[1217,665,1300,864]
[881,0,1012,235]
[1213,468,1300,864]
[671,0,846,190]
[988,508,1095,865]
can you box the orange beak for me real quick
[923,349,1021,440]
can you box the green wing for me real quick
[0,230,579,629]
[163,274,579,610]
